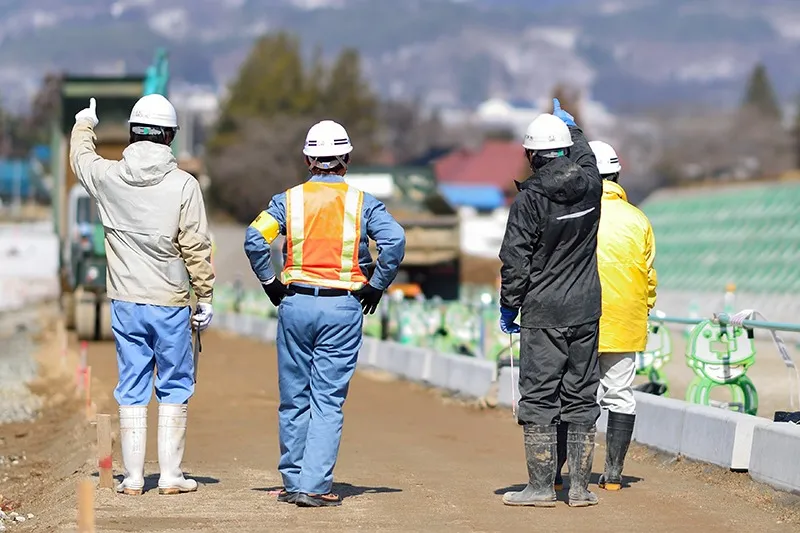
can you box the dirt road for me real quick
[16,329,781,533]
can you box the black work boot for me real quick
[554,422,568,490]
[502,424,558,507]
[567,424,598,507]
[599,412,635,491]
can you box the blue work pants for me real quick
[111,300,194,406]
[276,292,363,495]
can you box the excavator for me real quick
[55,49,200,340]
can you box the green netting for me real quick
[642,181,800,294]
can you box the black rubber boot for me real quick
[567,424,598,507]
[599,412,635,491]
[502,424,558,507]
[554,422,568,490]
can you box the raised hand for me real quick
[552,97,576,127]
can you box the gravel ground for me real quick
[0,310,46,425]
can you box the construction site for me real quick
[2,7,800,532]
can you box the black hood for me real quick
[515,158,588,205]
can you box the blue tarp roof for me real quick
[439,184,505,210]
[31,144,51,163]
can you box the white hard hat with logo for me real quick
[128,94,179,129]
[303,120,353,157]
[589,140,622,175]
[522,113,573,151]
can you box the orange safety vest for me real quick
[281,181,368,291]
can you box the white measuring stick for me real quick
[509,333,517,419]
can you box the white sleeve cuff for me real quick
[262,276,276,286]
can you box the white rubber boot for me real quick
[157,403,198,495]
[117,406,147,495]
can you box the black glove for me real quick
[262,278,295,307]
[352,284,383,315]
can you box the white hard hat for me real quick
[522,113,573,151]
[303,120,353,158]
[589,140,622,175]
[128,94,178,128]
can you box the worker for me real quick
[70,95,214,496]
[244,119,405,508]
[499,99,603,508]
[553,140,657,492]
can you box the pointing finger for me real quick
[553,97,561,112]
[89,97,96,111]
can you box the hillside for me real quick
[0,0,798,112]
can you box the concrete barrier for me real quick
[442,353,495,399]
[749,422,800,494]
[631,392,686,454]
[356,341,493,399]
[214,312,230,331]
[496,366,518,408]
[399,346,430,382]
[381,342,408,376]
[679,404,771,470]
[358,337,379,367]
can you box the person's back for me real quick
[499,101,604,509]
[84,140,207,306]
[512,150,603,328]
[597,179,654,352]
[244,119,405,507]
[69,94,214,498]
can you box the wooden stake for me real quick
[96,414,113,489]
[77,479,95,533]
[76,363,84,393]
[80,341,88,368]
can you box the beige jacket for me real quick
[69,121,214,307]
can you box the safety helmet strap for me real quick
[308,155,348,171]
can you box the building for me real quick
[433,140,527,259]
[344,165,462,300]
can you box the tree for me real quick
[320,48,378,159]
[741,63,782,121]
[207,116,311,223]
[209,33,316,151]
[13,73,62,153]
[205,33,381,223]
[378,99,452,164]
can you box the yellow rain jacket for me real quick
[597,180,657,353]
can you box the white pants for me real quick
[597,352,636,415]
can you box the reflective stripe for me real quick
[556,207,596,221]
[282,182,366,290]
[339,187,362,282]
[288,186,305,268]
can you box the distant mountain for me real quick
[0,0,797,114]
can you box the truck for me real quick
[54,49,181,340]
[344,165,461,300]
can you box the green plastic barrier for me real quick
[635,322,673,395]
[685,319,757,415]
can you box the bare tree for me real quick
[206,116,311,224]
[649,106,792,184]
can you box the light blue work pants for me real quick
[276,292,364,495]
[111,300,194,406]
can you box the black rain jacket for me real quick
[499,126,603,328]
